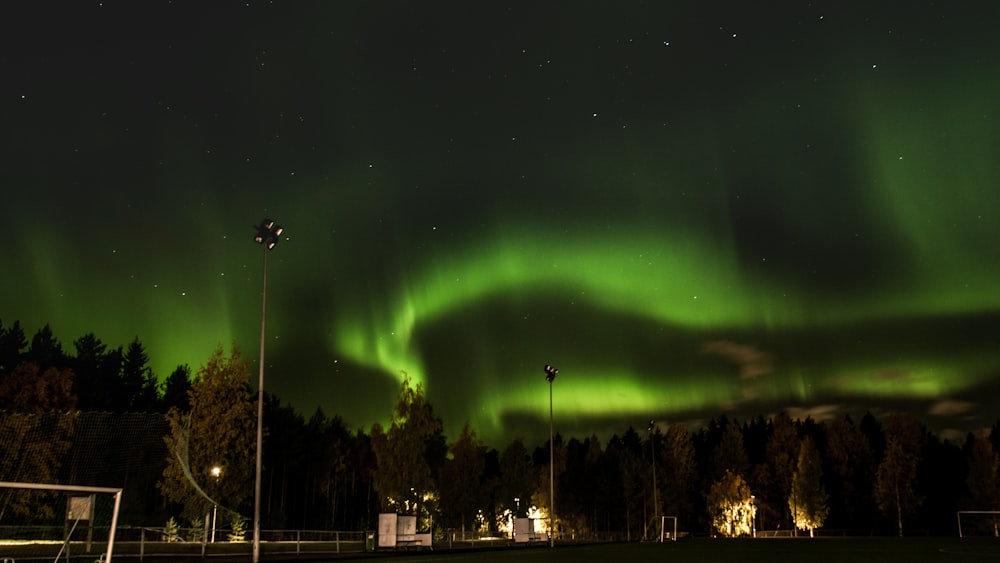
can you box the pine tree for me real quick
[161,364,192,412]
[0,319,28,375]
[121,338,159,412]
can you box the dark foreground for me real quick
[333,537,1000,563]
[6,537,999,563]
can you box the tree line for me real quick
[1,319,999,538]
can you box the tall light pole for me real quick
[543,364,558,548]
[648,420,658,542]
[252,218,283,563]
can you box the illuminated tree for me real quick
[789,435,828,536]
[438,422,487,533]
[707,470,756,537]
[158,346,256,522]
[875,412,923,536]
[370,373,443,517]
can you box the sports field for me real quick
[334,537,1000,563]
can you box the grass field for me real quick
[334,537,1000,563]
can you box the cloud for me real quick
[784,404,843,423]
[937,428,969,444]
[701,340,774,379]
[928,399,975,417]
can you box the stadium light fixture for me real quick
[252,218,282,563]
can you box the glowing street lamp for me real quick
[252,218,282,563]
[543,364,558,548]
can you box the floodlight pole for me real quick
[252,219,282,563]
[649,419,658,542]
[544,364,558,548]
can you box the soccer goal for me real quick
[957,511,1000,538]
[660,515,679,542]
[0,481,122,562]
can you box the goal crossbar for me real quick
[0,481,123,563]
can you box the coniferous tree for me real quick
[72,334,123,411]
[121,337,158,411]
[27,324,66,372]
[161,364,192,412]
[0,319,28,375]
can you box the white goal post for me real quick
[660,515,678,542]
[0,481,123,562]
[957,511,1000,538]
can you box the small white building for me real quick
[513,517,546,543]
[377,513,431,549]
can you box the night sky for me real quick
[5,2,1000,446]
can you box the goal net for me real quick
[0,410,167,562]
[0,481,122,562]
[957,511,1000,538]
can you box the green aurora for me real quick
[4,2,1000,445]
